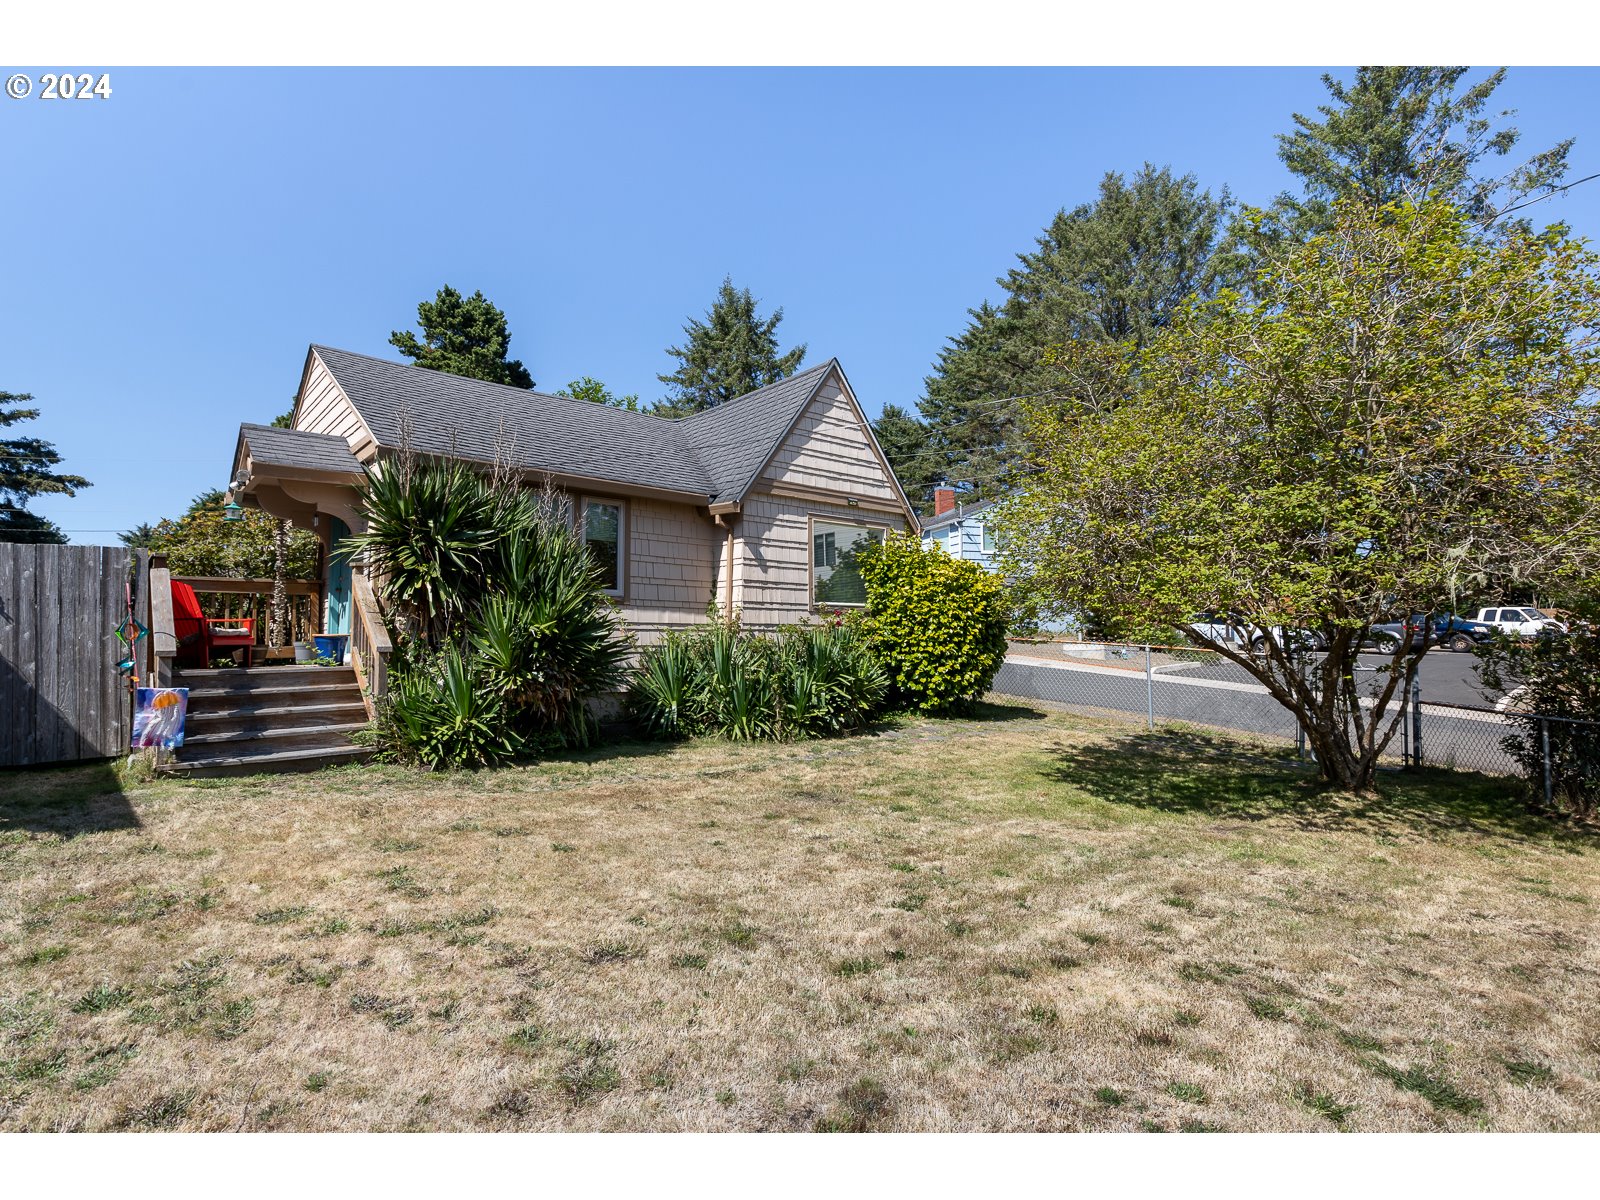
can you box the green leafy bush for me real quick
[853,533,1009,714]
[357,463,630,769]
[628,621,885,741]
[1476,624,1600,818]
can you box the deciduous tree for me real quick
[999,200,1600,791]
[148,490,318,581]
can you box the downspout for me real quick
[715,515,736,619]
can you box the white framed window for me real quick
[981,523,996,555]
[810,516,888,607]
[581,497,625,596]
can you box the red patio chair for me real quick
[171,580,257,668]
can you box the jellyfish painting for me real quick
[132,688,189,750]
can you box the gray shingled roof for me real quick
[677,362,836,501]
[239,422,363,475]
[918,497,998,535]
[308,345,838,504]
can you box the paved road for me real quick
[995,653,1519,775]
[1179,648,1500,709]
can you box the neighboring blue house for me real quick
[919,490,999,572]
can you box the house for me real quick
[919,487,998,572]
[227,346,917,646]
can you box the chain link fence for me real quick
[996,638,1597,783]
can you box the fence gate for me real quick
[0,543,134,767]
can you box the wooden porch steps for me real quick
[162,664,374,778]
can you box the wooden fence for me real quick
[1,543,134,767]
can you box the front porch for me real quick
[139,421,394,773]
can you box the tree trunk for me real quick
[269,520,289,647]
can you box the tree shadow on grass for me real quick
[960,699,1050,723]
[1043,727,1593,846]
[0,759,141,838]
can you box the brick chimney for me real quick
[933,486,956,516]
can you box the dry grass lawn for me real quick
[2,702,1597,1132]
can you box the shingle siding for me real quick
[735,494,908,630]
[294,354,374,455]
[761,381,898,501]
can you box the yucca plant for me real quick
[345,458,495,646]
[380,644,526,770]
[629,620,885,742]
[469,519,631,749]
[358,462,631,768]
[628,633,697,737]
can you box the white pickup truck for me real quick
[1468,606,1566,637]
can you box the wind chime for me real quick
[114,566,148,689]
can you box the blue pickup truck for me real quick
[1364,615,1495,653]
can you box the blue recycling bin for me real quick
[312,634,348,666]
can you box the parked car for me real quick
[1468,606,1567,637]
[1361,616,1429,654]
[1186,612,1326,653]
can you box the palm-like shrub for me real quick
[345,458,495,646]
[355,461,631,769]
[468,518,631,749]
[380,643,527,769]
[628,621,885,741]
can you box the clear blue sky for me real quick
[5,67,1598,543]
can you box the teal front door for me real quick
[326,517,352,635]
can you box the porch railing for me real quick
[350,573,393,716]
[148,553,176,687]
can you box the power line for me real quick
[1492,170,1600,220]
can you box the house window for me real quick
[811,518,886,607]
[981,524,996,555]
[582,498,624,596]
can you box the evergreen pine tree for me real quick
[1,393,90,544]
[390,286,534,388]
[656,277,806,416]
[871,404,943,514]
[919,166,1236,498]
[1251,67,1573,251]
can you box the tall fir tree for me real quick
[1251,67,1573,252]
[1,393,90,544]
[390,286,535,388]
[919,166,1237,499]
[871,403,943,514]
[656,277,806,416]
